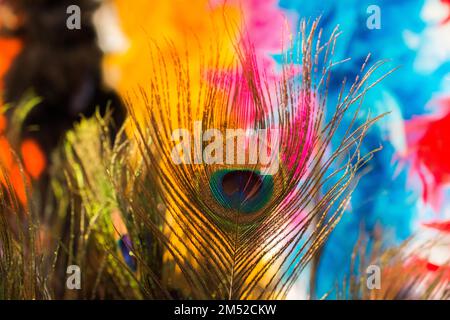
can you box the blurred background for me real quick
[0,0,449,299]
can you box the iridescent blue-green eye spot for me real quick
[209,169,274,214]
[118,234,137,271]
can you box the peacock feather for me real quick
[108,19,389,299]
[1,1,449,302]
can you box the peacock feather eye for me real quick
[118,234,137,272]
[209,169,274,214]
